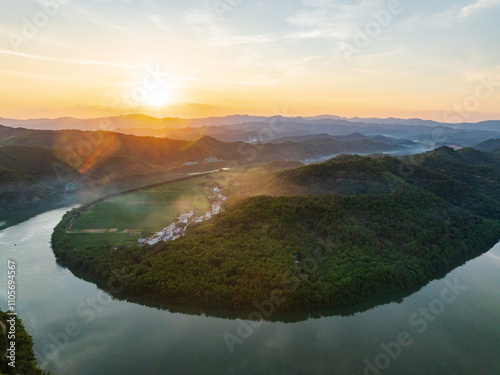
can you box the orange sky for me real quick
[1,0,499,122]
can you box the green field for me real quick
[67,232,142,248]
[68,175,220,248]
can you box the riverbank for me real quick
[51,189,500,313]
[4,204,500,374]
[0,311,47,375]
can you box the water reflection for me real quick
[60,251,482,324]
[0,207,499,375]
[0,197,78,230]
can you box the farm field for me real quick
[67,232,142,248]
[68,174,224,248]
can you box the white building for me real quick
[147,238,160,245]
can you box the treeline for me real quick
[279,147,500,220]
[0,169,59,213]
[0,311,48,375]
[50,146,500,312]
[0,145,78,214]
[52,188,500,312]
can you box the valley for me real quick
[3,2,500,373]
[3,118,500,375]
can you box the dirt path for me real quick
[66,229,142,234]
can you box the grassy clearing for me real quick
[69,175,215,248]
[68,232,141,248]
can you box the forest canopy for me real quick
[52,147,500,312]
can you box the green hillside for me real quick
[278,147,500,219]
[0,145,78,185]
[0,123,418,212]
[474,138,500,155]
[0,124,408,176]
[0,146,79,213]
[52,147,500,312]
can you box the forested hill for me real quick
[0,124,410,171]
[0,123,414,212]
[474,138,500,155]
[52,146,500,313]
[0,145,79,213]
[226,146,500,216]
[276,147,500,219]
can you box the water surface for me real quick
[0,207,499,374]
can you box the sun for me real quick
[145,84,172,108]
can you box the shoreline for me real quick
[51,192,500,316]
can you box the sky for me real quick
[0,0,499,121]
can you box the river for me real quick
[0,207,499,374]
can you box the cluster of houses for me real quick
[138,214,192,246]
[183,156,221,167]
[205,156,220,163]
[138,187,226,246]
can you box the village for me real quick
[138,186,226,246]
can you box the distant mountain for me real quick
[279,146,500,209]
[0,124,414,209]
[345,117,444,126]
[453,120,500,133]
[0,114,185,131]
[229,145,500,213]
[474,138,500,154]
[299,114,345,121]
[109,121,497,147]
[0,124,414,169]
[265,133,416,147]
[0,114,275,131]
[3,113,499,134]
[413,127,500,146]
[0,145,79,212]
[0,123,418,210]
[0,145,78,183]
[2,118,500,212]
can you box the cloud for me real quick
[0,50,278,86]
[0,50,138,69]
[160,72,279,86]
[286,0,388,41]
[69,3,135,34]
[460,0,500,18]
[150,14,169,31]
[183,9,274,46]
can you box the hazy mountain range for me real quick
[0,123,421,212]
[1,114,499,147]
[2,113,498,130]
[2,113,500,213]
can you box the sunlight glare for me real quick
[146,84,172,107]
